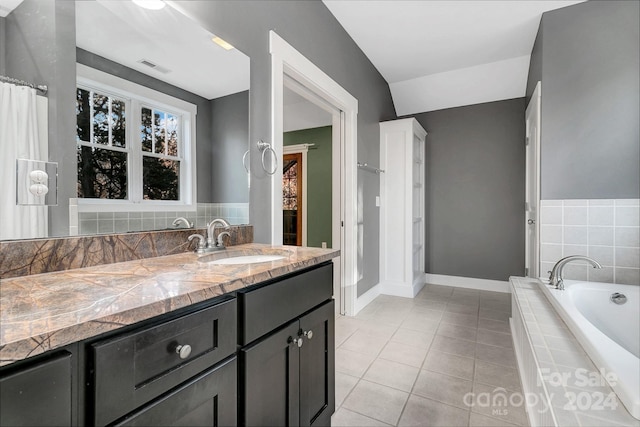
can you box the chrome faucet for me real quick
[216,231,231,249]
[549,255,602,290]
[172,217,193,229]
[206,218,230,249]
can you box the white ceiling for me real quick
[75,0,249,100]
[284,86,332,132]
[323,0,584,115]
[0,0,22,17]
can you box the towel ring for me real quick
[257,140,277,175]
[242,150,250,173]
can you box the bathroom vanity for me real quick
[0,244,338,427]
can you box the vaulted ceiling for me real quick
[323,0,584,115]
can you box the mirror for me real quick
[0,0,250,241]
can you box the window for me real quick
[75,64,196,211]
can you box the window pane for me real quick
[166,114,178,156]
[153,111,166,154]
[77,146,127,199]
[76,88,90,143]
[143,156,179,200]
[141,107,152,152]
[93,94,109,145]
[111,99,126,148]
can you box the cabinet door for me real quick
[0,352,72,427]
[114,357,237,427]
[240,322,300,426]
[299,300,335,427]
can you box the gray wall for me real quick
[529,0,640,200]
[175,1,397,296]
[411,98,526,282]
[5,0,76,237]
[76,48,225,204]
[211,91,250,203]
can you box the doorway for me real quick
[270,31,359,316]
[283,153,303,246]
[525,81,541,278]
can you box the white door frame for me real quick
[270,31,358,316]
[525,81,541,278]
[282,144,309,246]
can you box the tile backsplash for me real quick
[72,202,249,236]
[539,199,639,285]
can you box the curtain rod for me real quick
[0,75,48,94]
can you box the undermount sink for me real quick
[207,255,285,265]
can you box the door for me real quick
[283,153,303,246]
[241,322,300,426]
[525,82,541,278]
[299,300,335,427]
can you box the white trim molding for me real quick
[354,283,381,315]
[283,144,309,246]
[425,273,510,293]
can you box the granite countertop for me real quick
[0,243,339,366]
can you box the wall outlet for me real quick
[321,242,327,249]
[375,196,380,207]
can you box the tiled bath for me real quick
[539,199,640,285]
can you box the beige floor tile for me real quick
[335,348,377,377]
[469,412,518,426]
[331,407,392,426]
[470,382,528,426]
[408,306,444,321]
[479,308,511,322]
[412,370,473,409]
[340,330,389,356]
[476,329,513,349]
[445,302,479,315]
[390,328,435,349]
[400,316,440,334]
[342,380,409,426]
[479,299,511,313]
[413,298,447,311]
[474,360,522,392]
[379,341,429,368]
[478,317,511,334]
[431,334,477,358]
[437,322,478,342]
[335,371,360,407]
[441,311,479,327]
[423,349,475,380]
[449,294,480,307]
[398,394,470,427]
[355,320,399,340]
[421,284,455,296]
[363,358,420,392]
[475,343,516,368]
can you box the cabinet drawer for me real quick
[237,262,333,345]
[114,356,237,427]
[92,298,236,426]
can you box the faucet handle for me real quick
[216,231,231,248]
[188,234,206,254]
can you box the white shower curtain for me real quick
[0,81,48,239]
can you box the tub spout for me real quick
[549,255,602,290]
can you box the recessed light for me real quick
[132,0,166,10]
[212,36,234,51]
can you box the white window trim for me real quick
[76,63,197,212]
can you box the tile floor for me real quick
[331,284,529,427]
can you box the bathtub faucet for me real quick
[549,255,602,290]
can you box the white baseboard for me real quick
[354,283,380,315]
[424,273,510,293]
[379,278,426,298]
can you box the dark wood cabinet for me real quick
[0,351,73,427]
[239,262,335,427]
[113,356,237,427]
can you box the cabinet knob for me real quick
[304,330,313,340]
[288,336,303,348]
[175,344,192,359]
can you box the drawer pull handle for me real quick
[304,330,313,340]
[288,336,303,348]
[175,344,192,359]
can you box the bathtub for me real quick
[539,280,640,420]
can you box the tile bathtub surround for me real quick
[0,225,253,279]
[510,277,639,427]
[73,202,250,235]
[539,199,640,285]
[332,285,530,427]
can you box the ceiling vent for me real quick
[137,59,171,74]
